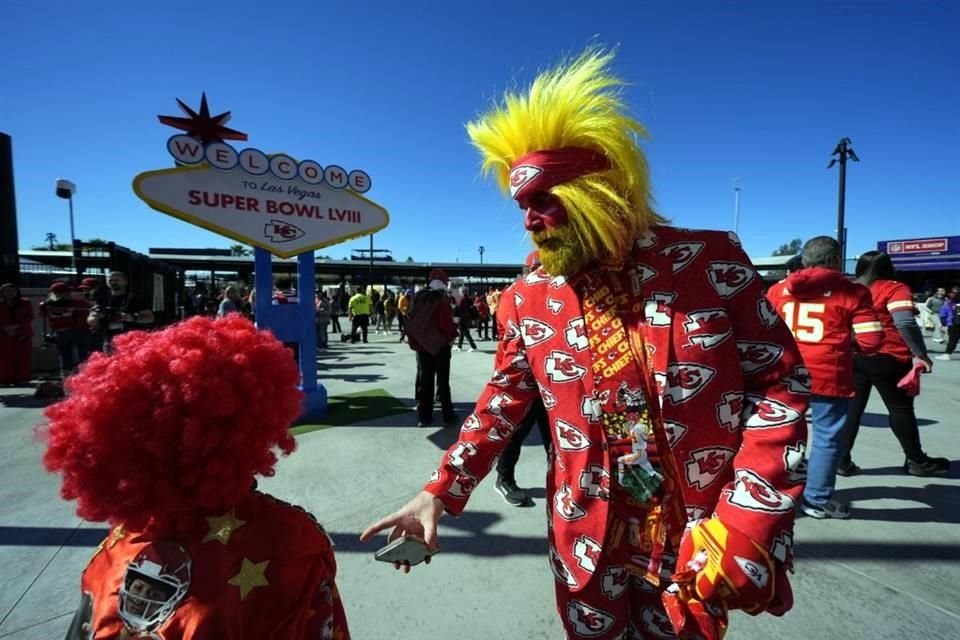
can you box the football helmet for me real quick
[118,540,191,633]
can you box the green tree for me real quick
[405,256,415,263]
[772,238,803,256]
[229,244,252,257]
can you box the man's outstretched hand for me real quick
[360,491,445,573]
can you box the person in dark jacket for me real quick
[454,289,478,352]
[407,269,459,428]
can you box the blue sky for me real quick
[2,1,957,265]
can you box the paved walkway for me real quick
[1,332,958,639]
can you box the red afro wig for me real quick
[41,315,303,533]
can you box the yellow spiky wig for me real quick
[467,48,664,274]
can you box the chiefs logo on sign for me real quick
[545,351,587,383]
[716,391,744,432]
[600,565,629,600]
[654,363,717,405]
[521,317,556,347]
[555,419,591,451]
[564,318,590,351]
[509,164,542,197]
[461,413,481,432]
[783,365,812,394]
[628,264,658,294]
[783,441,807,483]
[566,600,615,638]
[546,297,564,315]
[737,341,784,374]
[573,535,602,573]
[707,261,756,299]
[549,546,578,588]
[553,483,587,521]
[682,308,732,350]
[662,420,689,447]
[684,447,736,490]
[742,394,802,429]
[448,442,478,471]
[644,292,675,327]
[757,298,781,329]
[579,464,610,499]
[448,472,479,498]
[659,241,705,273]
[725,468,795,513]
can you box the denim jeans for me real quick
[805,394,851,507]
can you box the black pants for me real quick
[842,354,924,463]
[497,399,550,481]
[397,313,406,341]
[330,314,341,333]
[477,318,490,340]
[350,314,369,343]
[416,347,454,422]
[946,323,959,355]
[457,322,477,349]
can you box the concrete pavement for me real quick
[1,331,958,639]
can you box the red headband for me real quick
[509,147,610,200]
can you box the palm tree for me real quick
[230,244,252,256]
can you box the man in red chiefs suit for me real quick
[362,49,808,639]
[766,236,883,519]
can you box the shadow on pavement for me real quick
[848,461,960,480]
[860,411,938,427]
[836,482,960,523]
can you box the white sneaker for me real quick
[453,346,461,352]
[935,354,952,361]
[801,499,851,519]
[468,348,476,352]
[933,338,946,343]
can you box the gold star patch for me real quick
[203,509,246,545]
[228,558,269,600]
[108,524,126,548]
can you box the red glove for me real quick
[672,518,775,615]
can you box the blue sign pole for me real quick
[253,246,327,420]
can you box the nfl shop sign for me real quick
[886,238,947,254]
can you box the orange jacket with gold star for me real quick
[77,491,349,639]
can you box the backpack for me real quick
[404,291,448,355]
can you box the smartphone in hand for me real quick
[374,535,437,566]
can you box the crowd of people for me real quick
[12,46,960,640]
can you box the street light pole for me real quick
[55,179,78,278]
[478,245,485,265]
[732,178,742,235]
[828,138,859,269]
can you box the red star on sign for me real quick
[158,93,248,145]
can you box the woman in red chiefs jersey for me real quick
[840,251,950,477]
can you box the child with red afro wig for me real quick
[43,315,351,638]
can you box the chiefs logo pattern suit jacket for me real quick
[425,226,809,592]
